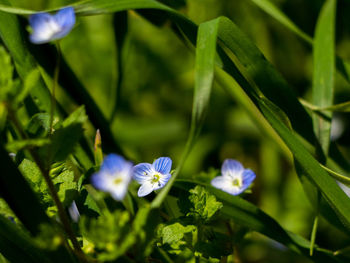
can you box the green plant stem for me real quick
[6,106,88,262]
[310,215,319,256]
[50,41,61,134]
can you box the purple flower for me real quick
[91,154,133,201]
[29,7,75,44]
[133,157,172,197]
[211,159,256,195]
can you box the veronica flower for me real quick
[91,154,133,201]
[133,157,172,197]
[211,159,256,195]
[29,7,75,44]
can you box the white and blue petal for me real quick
[133,163,154,184]
[221,159,244,178]
[91,154,133,201]
[133,157,172,197]
[29,7,75,44]
[153,157,172,174]
[212,159,256,196]
[153,173,172,191]
[138,181,154,197]
[211,176,242,195]
[242,169,256,189]
[100,154,131,174]
[52,7,75,39]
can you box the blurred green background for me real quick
[9,0,350,261]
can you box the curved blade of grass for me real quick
[312,0,336,157]
[0,145,49,235]
[310,0,336,254]
[300,98,350,112]
[151,18,218,208]
[174,180,344,263]
[0,215,51,263]
[250,0,350,85]
[250,0,312,44]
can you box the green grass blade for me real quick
[0,145,49,235]
[151,18,219,208]
[300,99,350,112]
[309,0,336,254]
[250,0,313,44]
[0,215,51,263]
[312,0,336,157]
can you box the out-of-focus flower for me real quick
[91,154,133,201]
[29,7,75,44]
[133,157,172,197]
[211,159,256,195]
[68,201,80,223]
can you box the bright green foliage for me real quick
[80,210,133,261]
[0,199,16,220]
[19,159,52,208]
[19,159,78,212]
[158,222,197,253]
[33,223,63,251]
[185,186,223,223]
[0,46,14,101]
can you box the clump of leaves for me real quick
[80,209,131,261]
[157,186,230,261]
[19,159,78,214]
[180,185,223,223]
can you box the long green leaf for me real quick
[312,0,336,156]
[0,145,49,235]
[250,0,350,85]
[0,215,51,263]
[151,18,218,208]
[250,0,313,44]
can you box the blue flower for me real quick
[211,159,256,195]
[133,157,172,197]
[29,7,75,44]
[91,154,133,201]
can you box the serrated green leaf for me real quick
[52,169,78,207]
[19,159,53,208]
[186,186,223,223]
[160,222,197,248]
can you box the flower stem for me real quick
[7,106,88,262]
[49,41,61,134]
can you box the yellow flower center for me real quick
[151,173,160,183]
[232,178,242,188]
[113,177,123,185]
